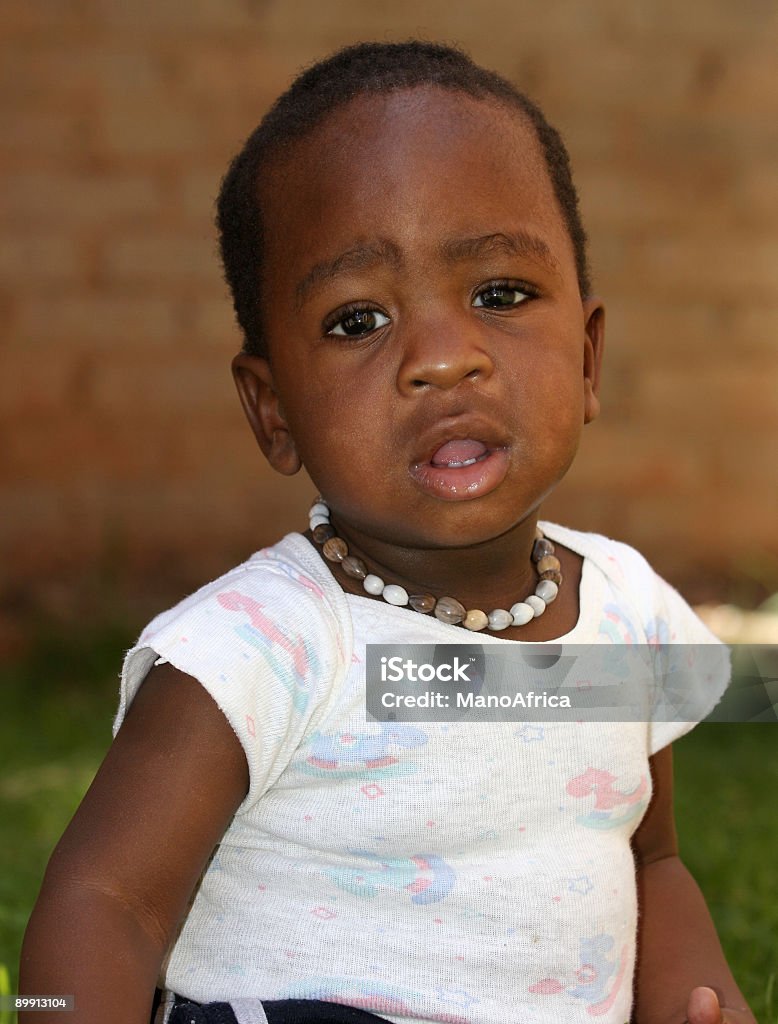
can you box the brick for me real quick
[90,350,235,415]
[0,1,87,35]
[0,109,88,163]
[0,347,87,419]
[737,165,778,225]
[175,49,289,106]
[96,100,205,159]
[594,233,778,302]
[0,46,161,102]
[93,0,260,31]
[179,168,228,221]
[0,417,185,485]
[1,173,161,227]
[0,235,85,285]
[636,364,778,432]
[186,296,242,348]
[603,301,778,360]
[99,234,220,286]
[0,487,70,555]
[12,293,181,347]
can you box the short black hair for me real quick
[217,41,591,357]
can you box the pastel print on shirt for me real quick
[566,767,649,830]
[326,851,456,905]
[217,590,320,713]
[529,933,628,1017]
[297,723,429,779]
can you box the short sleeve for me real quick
[644,572,731,754]
[115,550,350,813]
[567,530,732,755]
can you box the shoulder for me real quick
[542,522,730,751]
[141,533,347,639]
[540,521,721,645]
[138,533,348,652]
[116,534,354,810]
[118,534,352,736]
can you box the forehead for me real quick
[258,86,574,295]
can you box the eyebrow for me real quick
[440,231,560,274]
[293,229,559,310]
[294,239,403,310]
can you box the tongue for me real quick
[430,439,488,467]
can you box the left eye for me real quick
[328,309,390,337]
[473,285,531,309]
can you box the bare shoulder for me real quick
[46,663,249,937]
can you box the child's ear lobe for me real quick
[582,297,605,425]
[231,353,302,476]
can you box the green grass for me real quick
[1,625,776,1019]
[0,623,134,999]
[674,724,778,1021]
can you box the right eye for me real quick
[327,307,390,338]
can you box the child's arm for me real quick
[632,746,755,1024]
[19,662,249,1024]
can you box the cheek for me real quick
[280,380,380,481]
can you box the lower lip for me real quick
[409,448,510,501]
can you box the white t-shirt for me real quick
[117,524,728,1024]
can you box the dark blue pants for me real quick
[161,991,390,1024]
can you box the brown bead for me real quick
[536,554,561,575]
[312,523,336,544]
[535,525,545,540]
[322,537,348,563]
[540,569,563,585]
[434,596,466,625]
[409,593,436,614]
[341,555,367,580]
[532,537,555,561]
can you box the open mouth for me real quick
[410,438,509,500]
[430,439,489,469]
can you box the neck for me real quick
[335,516,540,611]
[307,496,563,630]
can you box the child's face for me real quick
[234,87,603,553]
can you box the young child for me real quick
[21,41,755,1024]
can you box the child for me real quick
[21,41,755,1024]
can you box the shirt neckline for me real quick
[285,523,603,645]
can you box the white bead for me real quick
[382,584,409,606]
[535,580,559,603]
[309,502,330,518]
[526,594,546,617]
[510,602,534,626]
[363,574,385,596]
[487,609,513,631]
[309,514,330,529]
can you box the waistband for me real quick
[156,991,391,1024]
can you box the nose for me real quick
[396,315,495,395]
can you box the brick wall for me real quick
[2,0,777,640]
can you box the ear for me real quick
[231,353,302,476]
[582,297,605,425]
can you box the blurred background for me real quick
[1,0,778,647]
[1,0,777,1016]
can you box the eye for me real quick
[472,282,534,309]
[327,307,390,338]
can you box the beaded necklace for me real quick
[308,498,563,633]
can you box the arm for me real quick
[631,746,755,1024]
[19,663,249,1024]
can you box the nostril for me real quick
[411,379,428,389]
